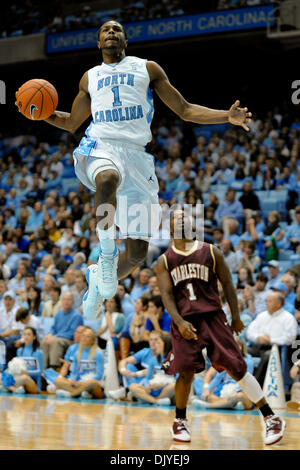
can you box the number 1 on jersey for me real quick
[111,86,122,107]
[187,283,197,301]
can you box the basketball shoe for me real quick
[264,415,286,445]
[97,247,119,299]
[170,419,191,442]
[82,264,102,316]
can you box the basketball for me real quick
[15,78,58,120]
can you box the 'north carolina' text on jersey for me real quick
[163,241,222,317]
[87,56,154,146]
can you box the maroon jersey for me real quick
[163,241,222,317]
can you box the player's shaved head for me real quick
[97,20,128,41]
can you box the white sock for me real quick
[238,372,264,404]
[96,225,116,256]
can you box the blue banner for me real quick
[46,5,274,54]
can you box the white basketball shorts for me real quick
[73,138,161,241]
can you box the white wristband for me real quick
[203,384,209,389]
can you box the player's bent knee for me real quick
[95,169,119,190]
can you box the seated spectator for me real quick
[192,338,253,410]
[71,252,87,271]
[56,227,76,251]
[117,284,135,318]
[270,282,295,315]
[246,291,297,385]
[7,261,28,293]
[212,227,224,250]
[119,297,149,360]
[1,327,44,394]
[281,273,297,307]
[41,274,56,302]
[0,280,6,309]
[203,205,218,243]
[97,295,125,351]
[263,210,285,251]
[109,330,160,401]
[214,188,244,234]
[284,206,300,250]
[25,201,44,234]
[221,238,239,273]
[211,157,234,185]
[236,267,254,292]
[143,296,171,340]
[243,273,269,317]
[129,335,175,406]
[41,292,83,369]
[265,260,281,290]
[239,180,260,219]
[60,268,76,294]
[130,268,152,303]
[43,324,86,392]
[23,285,44,317]
[55,327,104,399]
[224,218,240,251]
[0,253,11,280]
[70,270,87,310]
[51,244,69,274]
[238,241,261,273]
[41,285,62,317]
[240,217,258,242]
[36,254,58,286]
[0,291,21,359]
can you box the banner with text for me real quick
[46,4,275,54]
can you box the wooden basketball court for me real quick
[0,394,299,450]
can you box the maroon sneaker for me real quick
[264,415,286,445]
[170,419,191,442]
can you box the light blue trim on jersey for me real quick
[103,57,128,67]
[146,86,154,124]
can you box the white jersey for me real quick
[86,56,154,147]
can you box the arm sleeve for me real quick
[270,316,298,345]
[114,314,125,334]
[246,317,262,343]
[144,318,153,332]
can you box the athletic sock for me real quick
[259,403,274,418]
[237,372,265,403]
[176,407,187,420]
[96,225,116,256]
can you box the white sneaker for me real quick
[15,386,25,394]
[97,247,119,299]
[108,387,126,400]
[156,397,171,406]
[82,264,103,316]
[81,391,93,399]
[47,384,56,394]
[56,389,71,398]
[264,415,286,445]
[171,419,191,442]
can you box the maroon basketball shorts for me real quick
[162,310,246,379]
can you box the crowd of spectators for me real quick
[0,0,275,39]
[0,104,300,404]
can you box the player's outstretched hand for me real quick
[228,100,252,131]
[177,320,198,341]
[231,317,245,335]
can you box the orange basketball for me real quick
[15,79,58,120]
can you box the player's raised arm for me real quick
[147,61,252,131]
[212,245,245,335]
[44,71,91,133]
[156,255,197,341]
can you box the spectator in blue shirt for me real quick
[281,274,297,307]
[214,189,244,233]
[41,291,83,369]
[117,284,135,318]
[130,268,151,303]
[284,206,300,250]
[1,326,44,394]
[25,201,44,234]
[211,157,234,185]
[144,296,171,340]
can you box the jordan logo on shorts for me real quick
[148,175,154,182]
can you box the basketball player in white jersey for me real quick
[43,20,252,313]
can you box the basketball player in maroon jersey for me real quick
[156,209,285,445]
